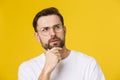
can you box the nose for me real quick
[49,28,56,37]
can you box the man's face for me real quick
[35,15,66,50]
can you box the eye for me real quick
[54,25,61,29]
[41,27,49,32]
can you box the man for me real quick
[18,7,105,80]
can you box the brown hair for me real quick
[33,7,64,32]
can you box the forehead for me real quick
[37,15,62,28]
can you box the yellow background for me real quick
[0,0,120,80]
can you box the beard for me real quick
[40,36,65,50]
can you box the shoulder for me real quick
[18,53,45,79]
[18,53,45,72]
[71,50,105,80]
[70,50,101,72]
[71,50,95,60]
[70,50,97,65]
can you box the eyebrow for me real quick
[41,24,61,28]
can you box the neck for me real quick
[61,46,70,60]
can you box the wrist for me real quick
[42,66,52,75]
[39,68,51,80]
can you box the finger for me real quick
[58,56,62,62]
[52,47,62,51]
[45,47,63,57]
[44,49,50,54]
[54,53,62,62]
[52,47,63,54]
[46,48,61,54]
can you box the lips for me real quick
[49,38,60,44]
[50,39,59,43]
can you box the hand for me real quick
[43,47,62,74]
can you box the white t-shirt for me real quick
[18,50,105,80]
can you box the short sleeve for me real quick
[87,58,105,80]
[18,62,33,80]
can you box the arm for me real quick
[38,68,51,80]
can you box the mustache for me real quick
[49,36,61,42]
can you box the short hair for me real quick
[33,7,64,32]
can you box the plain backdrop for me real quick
[0,0,120,80]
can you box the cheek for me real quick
[57,32,65,39]
[40,36,50,43]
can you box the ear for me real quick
[34,32,40,42]
[63,26,66,34]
